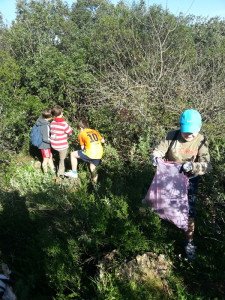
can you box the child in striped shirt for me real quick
[50,105,73,179]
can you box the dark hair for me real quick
[52,105,63,117]
[42,108,52,119]
[77,120,89,129]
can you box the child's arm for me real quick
[153,135,171,158]
[42,126,51,144]
[180,138,212,176]
[192,140,212,175]
[64,122,73,135]
[79,132,85,150]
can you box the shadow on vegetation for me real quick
[29,145,72,175]
[0,189,53,299]
[0,188,84,299]
[0,157,224,299]
[98,163,225,299]
[29,144,42,162]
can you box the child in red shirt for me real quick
[50,105,73,179]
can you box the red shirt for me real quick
[50,118,72,151]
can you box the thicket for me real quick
[0,0,225,299]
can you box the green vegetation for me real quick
[0,0,225,299]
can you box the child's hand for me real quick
[151,155,158,167]
[180,162,193,174]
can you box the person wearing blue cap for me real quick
[151,109,211,259]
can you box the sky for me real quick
[0,0,225,26]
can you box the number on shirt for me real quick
[87,133,99,143]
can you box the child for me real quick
[64,120,104,184]
[50,105,73,179]
[36,108,55,174]
[150,109,211,259]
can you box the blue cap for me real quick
[180,109,202,133]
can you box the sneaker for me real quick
[184,241,196,259]
[64,170,78,179]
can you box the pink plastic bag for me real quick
[145,158,189,231]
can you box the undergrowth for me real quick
[0,152,224,299]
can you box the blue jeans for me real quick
[188,176,199,218]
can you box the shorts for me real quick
[78,150,101,166]
[41,148,52,158]
[188,176,199,218]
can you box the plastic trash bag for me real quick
[145,158,189,231]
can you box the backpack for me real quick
[30,124,42,147]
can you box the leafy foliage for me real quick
[0,0,225,299]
